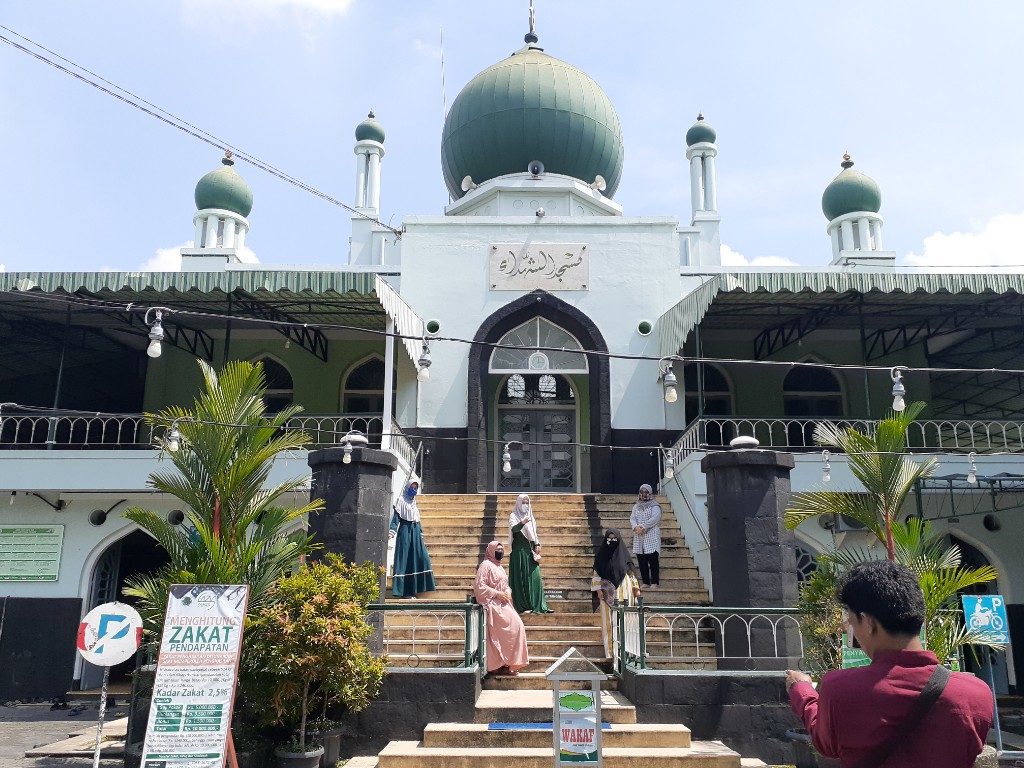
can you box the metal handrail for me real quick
[366,600,485,669]
[616,604,804,671]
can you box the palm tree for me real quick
[123,359,323,636]
[785,402,1003,665]
[785,401,936,560]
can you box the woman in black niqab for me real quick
[591,528,639,612]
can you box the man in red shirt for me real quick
[785,560,993,768]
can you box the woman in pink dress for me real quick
[474,540,529,677]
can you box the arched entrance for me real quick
[467,291,610,493]
[79,529,170,690]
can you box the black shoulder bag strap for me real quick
[851,664,952,768]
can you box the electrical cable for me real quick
[0,25,402,236]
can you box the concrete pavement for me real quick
[0,702,127,768]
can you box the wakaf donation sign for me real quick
[141,585,249,768]
[558,691,598,763]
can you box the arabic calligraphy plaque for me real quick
[489,243,589,291]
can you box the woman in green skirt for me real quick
[508,494,552,614]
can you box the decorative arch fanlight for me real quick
[488,318,588,374]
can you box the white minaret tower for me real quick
[180,152,258,270]
[682,114,721,265]
[349,111,393,265]
[822,153,895,269]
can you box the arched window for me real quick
[795,544,820,586]
[254,357,293,413]
[342,357,396,414]
[684,363,734,446]
[784,365,842,448]
[489,318,588,373]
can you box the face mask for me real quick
[494,550,504,561]
[523,503,531,511]
[606,537,618,546]
[406,488,418,498]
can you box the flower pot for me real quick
[274,745,324,768]
[308,729,343,768]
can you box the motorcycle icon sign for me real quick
[962,595,1009,643]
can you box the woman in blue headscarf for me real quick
[389,481,436,598]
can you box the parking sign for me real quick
[961,595,1010,644]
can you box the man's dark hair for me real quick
[837,560,926,635]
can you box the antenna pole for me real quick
[440,25,450,205]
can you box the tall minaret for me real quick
[180,152,257,269]
[684,114,721,265]
[353,111,386,213]
[349,111,392,265]
[822,153,894,268]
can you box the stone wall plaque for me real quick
[490,243,589,291]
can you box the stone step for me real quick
[385,593,711,609]
[422,722,689,748]
[377,741,742,767]
[383,640,609,656]
[384,625,603,641]
[403,568,703,583]
[472,689,637,724]
[479,672,619,691]
[383,611,602,628]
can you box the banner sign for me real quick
[141,585,249,768]
[489,243,590,291]
[558,690,598,764]
[0,525,64,581]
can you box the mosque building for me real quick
[0,17,1021,708]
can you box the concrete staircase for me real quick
[371,496,765,767]
[375,688,755,768]
[385,493,712,673]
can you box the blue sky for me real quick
[2,1,1024,273]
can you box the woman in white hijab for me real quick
[508,494,552,614]
[630,483,662,589]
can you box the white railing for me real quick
[666,417,1024,458]
[366,602,485,669]
[618,605,805,671]
[0,412,386,450]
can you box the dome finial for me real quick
[841,152,853,169]
[223,150,234,166]
[524,0,539,44]
[697,112,704,121]
[368,109,375,119]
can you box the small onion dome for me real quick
[355,110,386,143]
[194,152,253,217]
[685,113,716,146]
[821,153,881,221]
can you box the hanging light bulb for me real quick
[147,309,165,359]
[664,451,675,480]
[967,452,977,484]
[417,341,432,383]
[342,441,353,464]
[822,450,831,483]
[890,367,906,412]
[501,443,512,475]
[165,423,181,452]
[662,363,678,404]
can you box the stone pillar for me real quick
[701,448,800,669]
[307,446,398,609]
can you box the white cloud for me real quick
[140,244,187,272]
[720,244,799,267]
[414,39,442,61]
[904,211,1024,271]
[0,264,5,273]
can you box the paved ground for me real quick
[0,703,128,768]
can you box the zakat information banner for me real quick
[141,585,249,768]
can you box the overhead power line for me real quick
[0,25,402,237]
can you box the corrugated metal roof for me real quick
[658,271,1024,356]
[0,270,380,296]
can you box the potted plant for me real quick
[243,554,387,768]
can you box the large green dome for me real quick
[441,44,624,199]
[195,154,253,217]
[821,154,881,221]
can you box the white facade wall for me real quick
[397,215,686,431]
